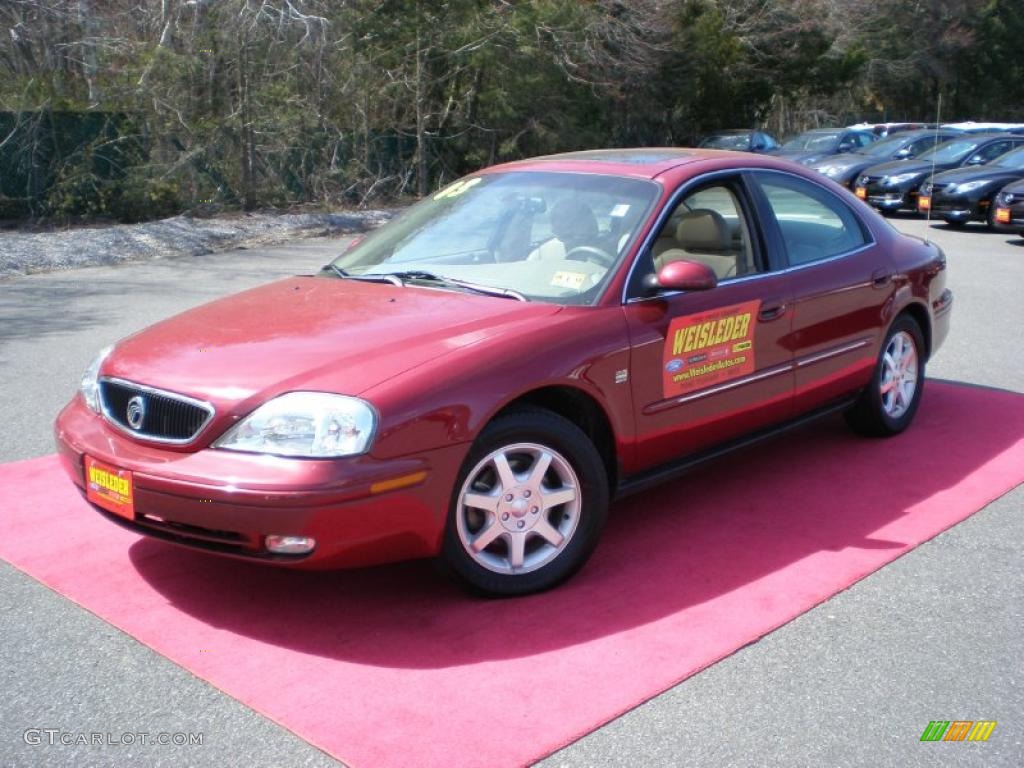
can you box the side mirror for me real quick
[966,154,986,165]
[643,260,718,294]
[838,142,854,153]
[751,140,766,152]
[894,148,912,159]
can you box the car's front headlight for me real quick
[882,172,921,186]
[80,345,113,412]
[949,180,989,194]
[214,392,377,458]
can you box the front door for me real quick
[623,175,795,471]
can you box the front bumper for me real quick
[865,188,915,211]
[925,192,984,222]
[55,396,468,569]
[992,202,1024,232]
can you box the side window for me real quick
[650,183,759,281]
[756,173,869,266]
[978,141,1011,163]
[855,132,874,148]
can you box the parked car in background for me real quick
[698,129,779,153]
[854,133,1024,213]
[918,145,1024,228]
[848,122,933,138]
[991,179,1024,234]
[770,128,877,165]
[55,148,952,595]
[942,121,1024,134]
[808,129,959,188]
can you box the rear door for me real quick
[622,173,794,470]
[749,170,890,412]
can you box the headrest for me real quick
[675,209,730,253]
[550,198,599,243]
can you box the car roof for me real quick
[886,128,957,141]
[481,148,710,179]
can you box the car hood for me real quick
[807,154,868,171]
[864,158,957,177]
[103,276,562,409]
[770,149,833,163]
[928,165,1024,185]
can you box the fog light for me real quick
[265,535,316,554]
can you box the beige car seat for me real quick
[652,208,737,279]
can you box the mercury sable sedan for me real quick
[55,148,952,595]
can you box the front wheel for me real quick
[441,408,609,596]
[845,314,925,436]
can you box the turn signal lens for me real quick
[265,535,316,554]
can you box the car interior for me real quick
[650,185,756,279]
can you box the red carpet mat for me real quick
[2,382,1022,767]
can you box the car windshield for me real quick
[917,138,982,163]
[782,131,840,151]
[992,146,1024,170]
[328,171,659,305]
[861,134,913,157]
[700,133,750,150]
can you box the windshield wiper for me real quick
[320,263,349,278]
[319,265,405,286]
[362,270,528,301]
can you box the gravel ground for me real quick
[0,210,394,279]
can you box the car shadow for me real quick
[127,381,1023,669]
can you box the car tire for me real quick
[441,407,609,596]
[845,314,925,437]
[986,203,999,231]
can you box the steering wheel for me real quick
[565,245,615,268]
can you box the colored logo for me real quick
[920,721,996,742]
[126,395,146,430]
[665,358,684,373]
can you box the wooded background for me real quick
[1,0,1021,222]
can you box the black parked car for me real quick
[807,129,959,188]
[919,145,1024,228]
[697,129,779,153]
[770,128,877,165]
[854,133,1024,213]
[991,179,1024,234]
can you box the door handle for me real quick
[871,269,893,287]
[758,303,787,322]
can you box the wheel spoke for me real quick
[526,450,553,488]
[541,487,576,511]
[901,348,917,375]
[880,376,897,394]
[882,352,897,377]
[508,532,526,569]
[900,380,915,408]
[492,452,517,491]
[533,518,565,547]
[463,492,498,513]
[471,519,504,552]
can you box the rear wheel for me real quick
[845,314,925,437]
[441,408,608,596]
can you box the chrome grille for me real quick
[99,378,214,443]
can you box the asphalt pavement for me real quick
[1,216,1021,766]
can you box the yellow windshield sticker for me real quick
[551,271,586,290]
[433,177,482,201]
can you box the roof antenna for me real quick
[925,93,942,241]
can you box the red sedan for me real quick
[55,148,953,595]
